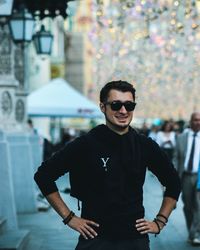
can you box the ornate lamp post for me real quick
[0,0,14,17]
[33,25,54,55]
[9,5,35,43]
[0,0,14,27]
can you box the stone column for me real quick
[14,44,29,130]
[6,133,37,213]
[0,23,39,215]
[0,130,18,230]
[0,25,18,132]
[0,23,19,227]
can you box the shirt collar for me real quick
[188,129,200,137]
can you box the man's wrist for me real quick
[156,213,168,223]
[155,219,165,230]
[62,211,75,225]
[153,219,161,237]
[153,213,168,236]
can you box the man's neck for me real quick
[106,122,129,135]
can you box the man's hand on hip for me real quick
[68,216,99,240]
[135,218,164,235]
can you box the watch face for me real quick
[1,91,12,115]
[15,99,25,122]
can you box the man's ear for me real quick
[99,102,105,113]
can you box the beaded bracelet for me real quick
[62,211,75,225]
[155,218,166,226]
[153,219,161,237]
[156,213,168,223]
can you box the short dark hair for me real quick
[161,120,173,132]
[100,80,136,103]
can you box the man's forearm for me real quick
[157,196,177,219]
[46,191,71,219]
[152,196,177,232]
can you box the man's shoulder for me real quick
[130,127,152,140]
[176,131,188,141]
[130,127,155,146]
[66,134,88,149]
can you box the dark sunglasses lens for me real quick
[110,101,136,111]
[111,102,122,111]
[124,102,136,111]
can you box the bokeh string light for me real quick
[87,0,200,119]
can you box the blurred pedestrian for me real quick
[27,118,54,161]
[27,118,38,135]
[174,112,200,245]
[34,80,181,250]
[156,120,176,162]
[148,124,159,142]
[53,129,72,152]
[139,121,150,137]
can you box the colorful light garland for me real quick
[85,0,200,119]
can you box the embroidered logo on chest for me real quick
[100,157,110,171]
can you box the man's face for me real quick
[190,113,200,132]
[100,89,135,133]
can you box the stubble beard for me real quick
[105,113,130,132]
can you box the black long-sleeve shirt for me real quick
[34,124,181,239]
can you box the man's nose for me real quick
[119,105,127,113]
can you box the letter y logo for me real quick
[100,157,110,171]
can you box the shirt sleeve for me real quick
[34,136,85,196]
[145,137,181,200]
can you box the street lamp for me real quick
[0,0,14,17]
[9,5,35,43]
[0,0,14,26]
[33,25,53,55]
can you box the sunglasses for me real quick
[104,101,136,111]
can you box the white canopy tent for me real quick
[27,78,102,118]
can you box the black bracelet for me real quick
[153,219,161,237]
[155,218,166,226]
[156,213,168,223]
[62,211,75,225]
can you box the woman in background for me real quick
[156,120,176,161]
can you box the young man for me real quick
[34,80,181,250]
